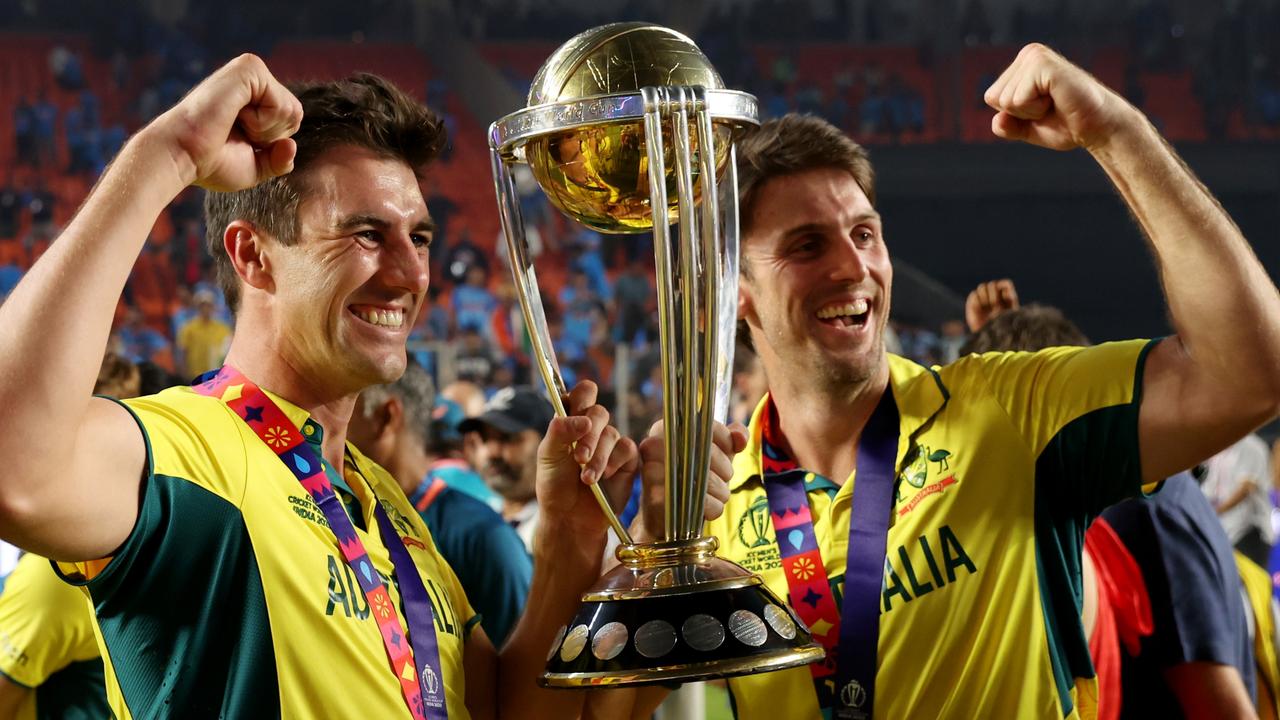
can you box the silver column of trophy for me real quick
[489,22,823,686]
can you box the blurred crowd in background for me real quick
[2,0,1280,443]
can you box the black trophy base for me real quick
[541,540,824,688]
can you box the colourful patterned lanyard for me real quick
[195,367,449,720]
[761,388,899,720]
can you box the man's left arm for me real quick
[1215,481,1256,515]
[986,44,1280,483]
[490,381,638,719]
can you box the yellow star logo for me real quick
[401,662,415,680]
[221,384,244,404]
[809,618,834,638]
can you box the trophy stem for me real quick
[669,88,706,542]
[693,89,725,540]
[640,87,682,543]
[488,144,633,546]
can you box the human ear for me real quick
[224,220,275,296]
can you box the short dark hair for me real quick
[204,73,447,311]
[95,353,140,398]
[735,113,876,234]
[732,114,876,349]
[958,304,1090,355]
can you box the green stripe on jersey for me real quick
[85,474,280,717]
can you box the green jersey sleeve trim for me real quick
[0,666,36,690]
[1032,337,1158,716]
[463,613,483,639]
[51,395,157,589]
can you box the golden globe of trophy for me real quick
[489,22,824,687]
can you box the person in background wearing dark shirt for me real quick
[350,362,532,647]
[962,282,1258,720]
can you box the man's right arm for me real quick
[0,54,301,561]
[0,675,28,720]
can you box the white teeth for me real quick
[816,299,870,320]
[355,308,404,328]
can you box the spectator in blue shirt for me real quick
[451,265,497,336]
[12,100,35,167]
[30,92,57,169]
[116,308,170,365]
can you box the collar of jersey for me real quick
[730,353,950,493]
[250,386,366,499]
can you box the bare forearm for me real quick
[1164,662,1257,719]
[1091,114,1280,410]
[1215,482,1254,514]
[497,530,604,719]
[0,128,186,486]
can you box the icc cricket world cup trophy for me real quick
[489,22,825,687]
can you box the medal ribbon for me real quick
[761,388,900,720]
[195,367,448,720]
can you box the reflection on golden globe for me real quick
[524,22,734,233]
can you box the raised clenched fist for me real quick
[984,43,1139,152]
[153,54,304,192]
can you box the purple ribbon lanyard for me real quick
[836,388,900,720]
[374,506,449,713]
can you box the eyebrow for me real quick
[782,211,881,238]
[334,213,437,235]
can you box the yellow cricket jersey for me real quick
[176,317,232,379]
[707,341,1155,719]
[1236,551,1280,720]
[0,553,106,720]
[56,385,478,719]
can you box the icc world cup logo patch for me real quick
[737,494,772,548]
[421,666,441,698]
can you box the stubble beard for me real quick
[484,461,537,504]
[812,343,881,395]
[763,319,882,397]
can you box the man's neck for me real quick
[223,341,358,473]
[766,356,890,485]
[382,441,435,498]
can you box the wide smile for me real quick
[347,304,407,331]
[814,298,871,331]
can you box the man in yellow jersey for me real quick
[174,289,232,379]
[0,553,108,720]
[659,43,1280,719]
[0,55,720,718]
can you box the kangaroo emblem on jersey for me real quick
[896,444,960,516]
[901,445,929,489]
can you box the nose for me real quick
[827,234,869,284]
[382,233,430,295]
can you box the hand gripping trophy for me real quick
[489,23,824,686]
